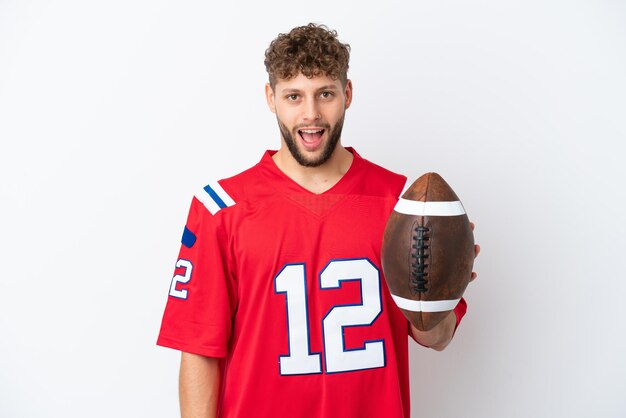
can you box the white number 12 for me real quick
[274,258,385,375]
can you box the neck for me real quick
[272,145,354,194]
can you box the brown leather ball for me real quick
[382,172,474,331]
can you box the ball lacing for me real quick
[411,226,430,293]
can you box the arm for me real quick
[409,311,457,351]
[179,352,221,418]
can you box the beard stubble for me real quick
[277,115,345,168]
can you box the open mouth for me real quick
[298,128,325,146]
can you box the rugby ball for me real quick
[382,172,474,331]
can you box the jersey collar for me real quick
[260,147,364,195]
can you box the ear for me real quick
[265,83,276,113]
[344,79,353,109]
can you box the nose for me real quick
[302,97,320,122]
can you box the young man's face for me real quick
[266,73,353,167]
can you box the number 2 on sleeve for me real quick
[169,259,193,299]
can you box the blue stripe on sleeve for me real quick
[181,226,197,248]
[203,184,227,209]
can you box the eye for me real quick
[320,91,333,99]
[286,94,299,101]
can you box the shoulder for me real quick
[192,155,270,217]
[352,150,407,198]
[194,180,237,216]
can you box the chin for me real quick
[278,116,344,168]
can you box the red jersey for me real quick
[158,149,466,418]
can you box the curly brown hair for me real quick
[264,23,351,88]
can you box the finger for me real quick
[470,272,477,282]
[470,222,475,231]
[474,244,481,258]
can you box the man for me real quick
[158,23,478,418]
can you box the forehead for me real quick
[274,73,342,92]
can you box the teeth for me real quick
[300,129,323,134]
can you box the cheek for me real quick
[276,108,298,125]
[326,105,346,122]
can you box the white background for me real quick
[1,0,625,417]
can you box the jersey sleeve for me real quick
[453,297,467,331]
[157,195,237,358]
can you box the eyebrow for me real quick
[316,85,339,91]
[281,85,339,94]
